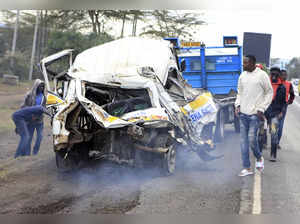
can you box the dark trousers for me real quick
[13,118,29,158]
[270,117,280,158]
[27,122,44,155]
[278,105,287,144]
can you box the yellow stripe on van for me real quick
[46,94,64,105]
[106,116,119,123]
[188,95,209,110]
[180,107,188,115]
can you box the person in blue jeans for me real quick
[277,70,295,149]
[12,105,51,158]
[235,55,273,177]
[264,67,287,162]
[20,79,46,155]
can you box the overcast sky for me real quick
[189,1,300,59]
[2,0,300,59]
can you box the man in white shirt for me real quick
[235,55,273,176]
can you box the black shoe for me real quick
[278,145,281,150]
[269,156,276,162]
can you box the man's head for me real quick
[270,67,281,83]
[243,55,256,72]
[280,69,288,81]
[37,82,45,94]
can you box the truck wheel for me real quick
[55,150,78,172]
[234,115,240,133]
[162,145,176,175]
[214,110,225,142]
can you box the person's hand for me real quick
[32,115,38,121]
[257,111,265,121]
[235,106,240,116]
[278,112,283,119]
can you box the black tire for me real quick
[196,146,224,161]
[161,145,176,175]
[214,110,225,142]
[55,151,78,173]
[234,115,240,133]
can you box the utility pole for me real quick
[10,10,20,68]
[29,10,40,81]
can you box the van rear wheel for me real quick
[161,145,176,175]
[214,110,225,142]
[55,150,78,172]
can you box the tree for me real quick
[46,30,114,56]
[128,10,147,36]
[87,10,123,36]
[287,57,300,79]
[140,10,206,39]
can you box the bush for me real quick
[0,51,31,81]
[46,30,114,56]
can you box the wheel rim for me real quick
[167,146,176,173]
[220,113,224,138]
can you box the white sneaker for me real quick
[256,157,264,171]
[238,169,254,177]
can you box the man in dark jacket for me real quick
[264,67,287,162]
[277,70,295,149]
[12,105,51,158]
[20,79,47,155]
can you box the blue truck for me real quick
[165,36,243,142]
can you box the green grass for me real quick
[0,78,34,95]
[0,108,15,132]
[0,79,52,133]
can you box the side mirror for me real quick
[180,59,186,72]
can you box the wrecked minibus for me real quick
[41,37,222,174]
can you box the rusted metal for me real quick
[54,134,69,143]
[127,125,144,139]
[133,143,168,154]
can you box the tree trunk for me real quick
[40,10,48,59]
[132,13,138,36]
[134,16,138,36]
[36,11,43,62]
[10,10,20,68]
[120,12,126,38]
[29,10,40,81]
[88,10,97,34]
[94,12,101,35]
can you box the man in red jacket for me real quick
[264,67,287,162]
[277,70,295,149]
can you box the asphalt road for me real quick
[128,129,242,214]
[0,121,243,214]
[1,97,299,214]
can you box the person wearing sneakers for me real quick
[277,70,295,149]
[235,55,273,176]
[256,64,268,152]
[264,67,287,162]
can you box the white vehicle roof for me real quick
[71,37,177,85]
